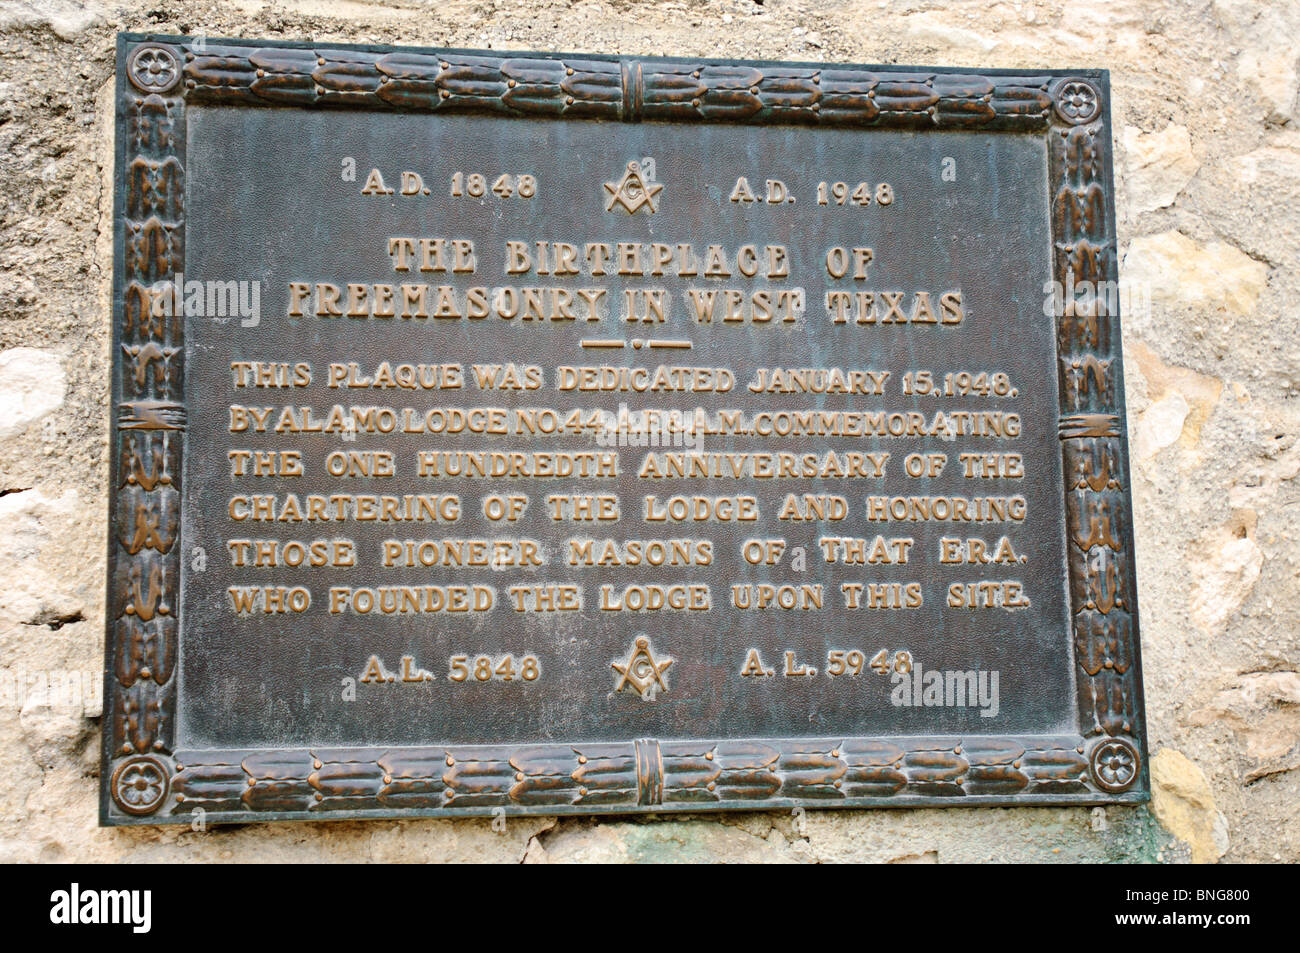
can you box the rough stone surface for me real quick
[0,0,1296,863]
[0,348,65,440]
[1188,672,1300,783]
[1121,125,1199,215]
[1134,392,1190,461]
[1150,748,1230,864]
[1123,230,1268,320]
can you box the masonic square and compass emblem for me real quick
[604,160,663,215]
[612,636,673,698]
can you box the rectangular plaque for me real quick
[103,34,1148,824]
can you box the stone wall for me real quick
[0,0,1295,863]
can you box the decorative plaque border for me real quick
[103,33,1146,825]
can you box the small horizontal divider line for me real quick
[580,339,694,350]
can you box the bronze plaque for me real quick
[103,33,1147,825]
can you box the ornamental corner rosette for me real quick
[112,754,173,815]
[127,43,182,95]
[1053,77,1103,125]
[1089,737,1140,794]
